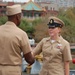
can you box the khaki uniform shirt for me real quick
[33,36,72,75]
[0,21,31,66]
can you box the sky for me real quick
[3,0,34,2]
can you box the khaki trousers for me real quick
[0,65,22,75]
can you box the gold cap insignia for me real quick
[50,19,54,24]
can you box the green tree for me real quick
[58,7,75,43]
[19,19,35,37]
[0,16,7,25]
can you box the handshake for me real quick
[35,54,43,61]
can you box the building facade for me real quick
[34,0,75,8]
[73,0,75,7]
[0,2,7,16]
[67,0,74,7]
[22,0,46,18]
[0,0,3,2]
[34,0,55,3]
[34,0,59,15]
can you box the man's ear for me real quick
[16,14,19,21]
[16,13,21,21]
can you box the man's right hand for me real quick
[24,52,35,65]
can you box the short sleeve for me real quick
[63,42,72,62]
[33,39,43,55]
[21,32,32,54]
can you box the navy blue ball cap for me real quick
[47,16,65,28]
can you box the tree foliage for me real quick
[58,7,75,43]
[0,7,75,43]
[19,19,35,37]
[33,7,75,43]
[0,16,7,25]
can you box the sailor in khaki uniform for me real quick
[33,16,72,75]
[0,5,35,75]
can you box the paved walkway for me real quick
[22,72,38,75]
[22,70,75,75]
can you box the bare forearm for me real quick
[64,62,70,75]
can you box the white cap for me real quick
[6,4,21,16]
[48,16,65,28]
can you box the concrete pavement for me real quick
[22,72,38,75]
